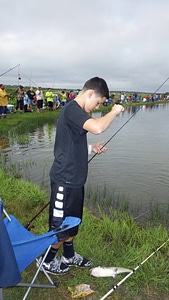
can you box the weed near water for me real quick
[0,108,60,136]
[85,183,169,229]
[0,169,169,300]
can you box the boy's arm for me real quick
[83,104,124,134]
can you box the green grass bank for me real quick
[1,170,169,300]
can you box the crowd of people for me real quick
[1,83,168,119]
[115,92,165,104]
[0,84,77,118]
[14,86,77,114]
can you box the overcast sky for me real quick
[1,0,169,93]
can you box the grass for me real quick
[0,107,60,136]
[85,184,169,229]
[0,169,169,300]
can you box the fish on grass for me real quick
[90,266,132,278]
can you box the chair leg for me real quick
[20,246,57,300]
[0,288,3,300]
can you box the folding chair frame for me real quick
[1,204,81,300]
[18,246,57,300]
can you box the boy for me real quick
[42,77,124,274]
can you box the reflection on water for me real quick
[1,104,169,215]
[87,103,169,213]
[0,136,11,153]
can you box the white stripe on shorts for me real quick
[53,208,64,218]
[56,192,64,200]
[55,200,63,209]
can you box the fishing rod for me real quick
[26,72,168,228]
[25,106,140,229]
[100,238,169,300]
[89,73,169,164]
[25,201,50,230]
[24,74,167,229]
[25,106,141,229]
[154,76,169,94]
[88,106,140,163]
[0,64,20,77]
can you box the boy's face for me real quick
[84,90,106,113]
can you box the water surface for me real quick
[1,103,169,214]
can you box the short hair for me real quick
[82,77,109,99]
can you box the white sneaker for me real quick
[61,252,92,267]
[37,256,69,275]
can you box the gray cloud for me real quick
[1,0,169,93]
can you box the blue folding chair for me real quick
[0,199,81,300]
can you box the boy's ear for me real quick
[88,89,95,98]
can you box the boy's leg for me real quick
[60,186,92,268]
[41,182,70,275]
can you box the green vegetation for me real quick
[1,170,169,300]
[0,108,60,135]
[85,184,169,229]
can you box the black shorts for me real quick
[48,101,53,108]
[37,99,43,109]
[49,181,84,239]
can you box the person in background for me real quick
[40,77,124,275]
[69,90,74,100]
[0,84,10,118]
[23,91,29,112]
[61,91,67,106]
[45,88,54,111]
[36,87,44,113]
[53,92,58,110]
[27,87,36,111]
[66,92,71,103]
[15,85,24,113]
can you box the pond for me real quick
[1,103,169,217]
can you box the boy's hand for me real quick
[92,141,107,154]
[111,104,124,116]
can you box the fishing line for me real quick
[133,210,150,220]
[20,71,38,87]
[100,238,169,300]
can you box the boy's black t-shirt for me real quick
[50,100,91,188]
